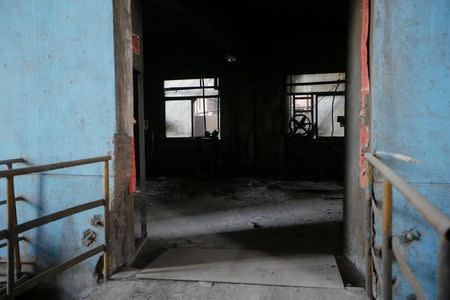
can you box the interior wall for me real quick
[0,1,116,299]
[344,0,368,278]
[370,1,450,298]
[145,69,345,179]
[142,0,349,179]
[132,0,147,240]
[139,1,355,290]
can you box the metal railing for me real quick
[0,156,111,299]
[0,158,27,284]
[366,153,450,300]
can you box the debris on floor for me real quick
[246,221,262,229]
[198,281,214,288]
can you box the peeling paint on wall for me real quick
[359,0,370,189]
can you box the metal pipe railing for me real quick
[382,180,393,300]
[15,245,105,295]
[392,237,426,300]
[366,153,450,235]
[0,156,110,178]
[0,230,9,242]
[0,158,26,282]
[0,197,25,207]
[0,158,26,296]
[439,236,450,300]
[0,155,111,299]
[103,160,110,280]
[15,200,104,234]
[6,177,16,298]
[365,153,450,300]
[0,159,26,167]
[0,237,26,250]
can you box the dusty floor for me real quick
[86,178,364,299]
[138,177,344,252]
[15,178,364,299]
[83,268,367,300]
[97,177,364,300]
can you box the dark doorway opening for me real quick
[135,0,363,290]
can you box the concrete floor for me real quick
[137,178,344,252]
[84,177,365,300]
[83,269,367,300]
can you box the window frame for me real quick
[163,77,221,139]
[286,73,346,139]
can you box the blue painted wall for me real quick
[0,0,116,298]
[371,0,450,298]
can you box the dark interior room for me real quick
[141,0,348,180]
[132,0,362,294]
[4,0,449,299]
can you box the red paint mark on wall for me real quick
[359,0,370,188]
[359,125,369,187]
[129,117,137,193]
[129,137,137,193]
[360,1,370,96]
[360,124,369,148]
[132,34,141,55]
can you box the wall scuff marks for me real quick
[111,0,135,270]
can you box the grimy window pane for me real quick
[163,77,220,138]
[287,73,345,137]
[164,78,219,98]
[164,88,218,98]
[193,98,219,137]
[288,73,345,93]
[317,95,345,137]
[165,100,192,137]
[164,78,216,88]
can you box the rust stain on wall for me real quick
[359,0,370,188]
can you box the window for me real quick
[164,78,220,138]
[287,73,345,138]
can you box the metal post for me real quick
[7,163,21,278]
[383,180,393,300]
[6,176,16,298]
[103,160,110,280]
[439,234,450,300]
[137,71,147,239]
[365,162,374,297]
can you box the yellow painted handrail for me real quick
[1,155,111,299]
[365,153,450,300]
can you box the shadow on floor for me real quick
[132,177,364,288]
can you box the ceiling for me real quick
[143,0,349,73]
